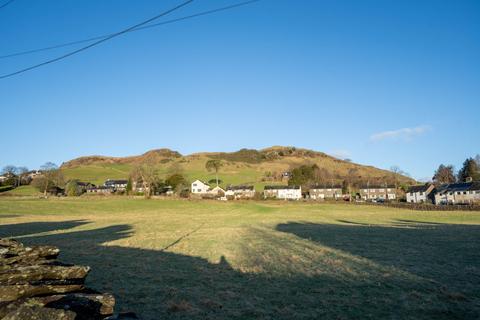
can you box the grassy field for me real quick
[1,198,479,319]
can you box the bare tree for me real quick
[205,160,223,186]
[389,165,402,188]
[32,162,63,197]
[432,164,456,185]
[130,163,159,199]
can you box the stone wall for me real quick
[0,238,137,320]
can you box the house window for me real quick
[197,189,201,192]
[410,192,414,196]
[463,191,467,195]
[419,192,423,195]
[193,183,197,187]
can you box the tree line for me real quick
[433,155,480,184]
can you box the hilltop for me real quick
[61,146,415,188]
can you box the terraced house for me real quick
[264,185,302,200]
[434,182,480,205]
[309,185,343,200]
[359,185,396,201]
[225,185,255,199]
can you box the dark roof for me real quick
[360,185,396,189]
[264,185,300,190]
[310,185,342,189]
[88,186,113,190]
[227,185,255,191]
[105,179,128,185]
[436,182,480,193]
[406,184,432,193]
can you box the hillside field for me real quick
[1,198,479,319]
[60,147,415,189]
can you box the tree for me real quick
[166,173,188,193]
[126,178,133,195]
[389,165,404,188]
[432,164,456,185]
[457,158,480,182]
[32,162,64,197]
[205,160,222,186]
[130,163,159,199]
[65,180,82,197]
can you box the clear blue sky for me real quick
[1,0,479,180]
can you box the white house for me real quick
[191,180,210,194]
[406,184,434,203]
[264,185,302,200]
[434,182,480,205]
[209,186,225,196]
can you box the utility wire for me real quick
[0,0,194,80]
[0,0,16,10]
[0,0,260,60]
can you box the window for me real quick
[197,189,201,192]
[457,192,461,195]
[193,183,197,187]
[419,192,423,195]
[463,191,467,195]
[410,192,414,196]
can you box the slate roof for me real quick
[104,179,128,186]
[436,182,480,193]
[310,185,342,189]
[406,184,432,193]
[264,185,300,190]
[227,185,255,191]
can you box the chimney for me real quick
[465,177,473,183]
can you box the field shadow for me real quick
[3,220,480,319]
[277,220,480,305]
[0,220,88,238]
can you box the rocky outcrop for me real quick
[0,238,136,319]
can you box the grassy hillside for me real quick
[1,198,479,319]
[61,146,415,188]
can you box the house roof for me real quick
[105,179,128,185]
[310,185,342,189]
[227,185,255,191]
[436,182,480,193]
[264,185,300,190]
[192,179,209,186]
[406,184,432,193]
[360,185,395,189]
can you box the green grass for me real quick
[1,185,41,196]
[1,198,479,319]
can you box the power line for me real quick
[0,0,261,60]
[0,0,194,80]
[0,0,16,11]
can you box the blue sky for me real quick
[1,0,479,180]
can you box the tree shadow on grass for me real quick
[2,220,480,320]
[277,220,480,314]
[0,220,89,238]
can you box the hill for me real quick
[60,146,415,188]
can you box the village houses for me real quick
[406,184,435,203]
[434,181,480,205]
[309,185,343,200]
[359,185,396,201]
[225,185,255,199]
[191,180,211,194]
[263,185,302,200]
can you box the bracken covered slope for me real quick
[60,146,415,187]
